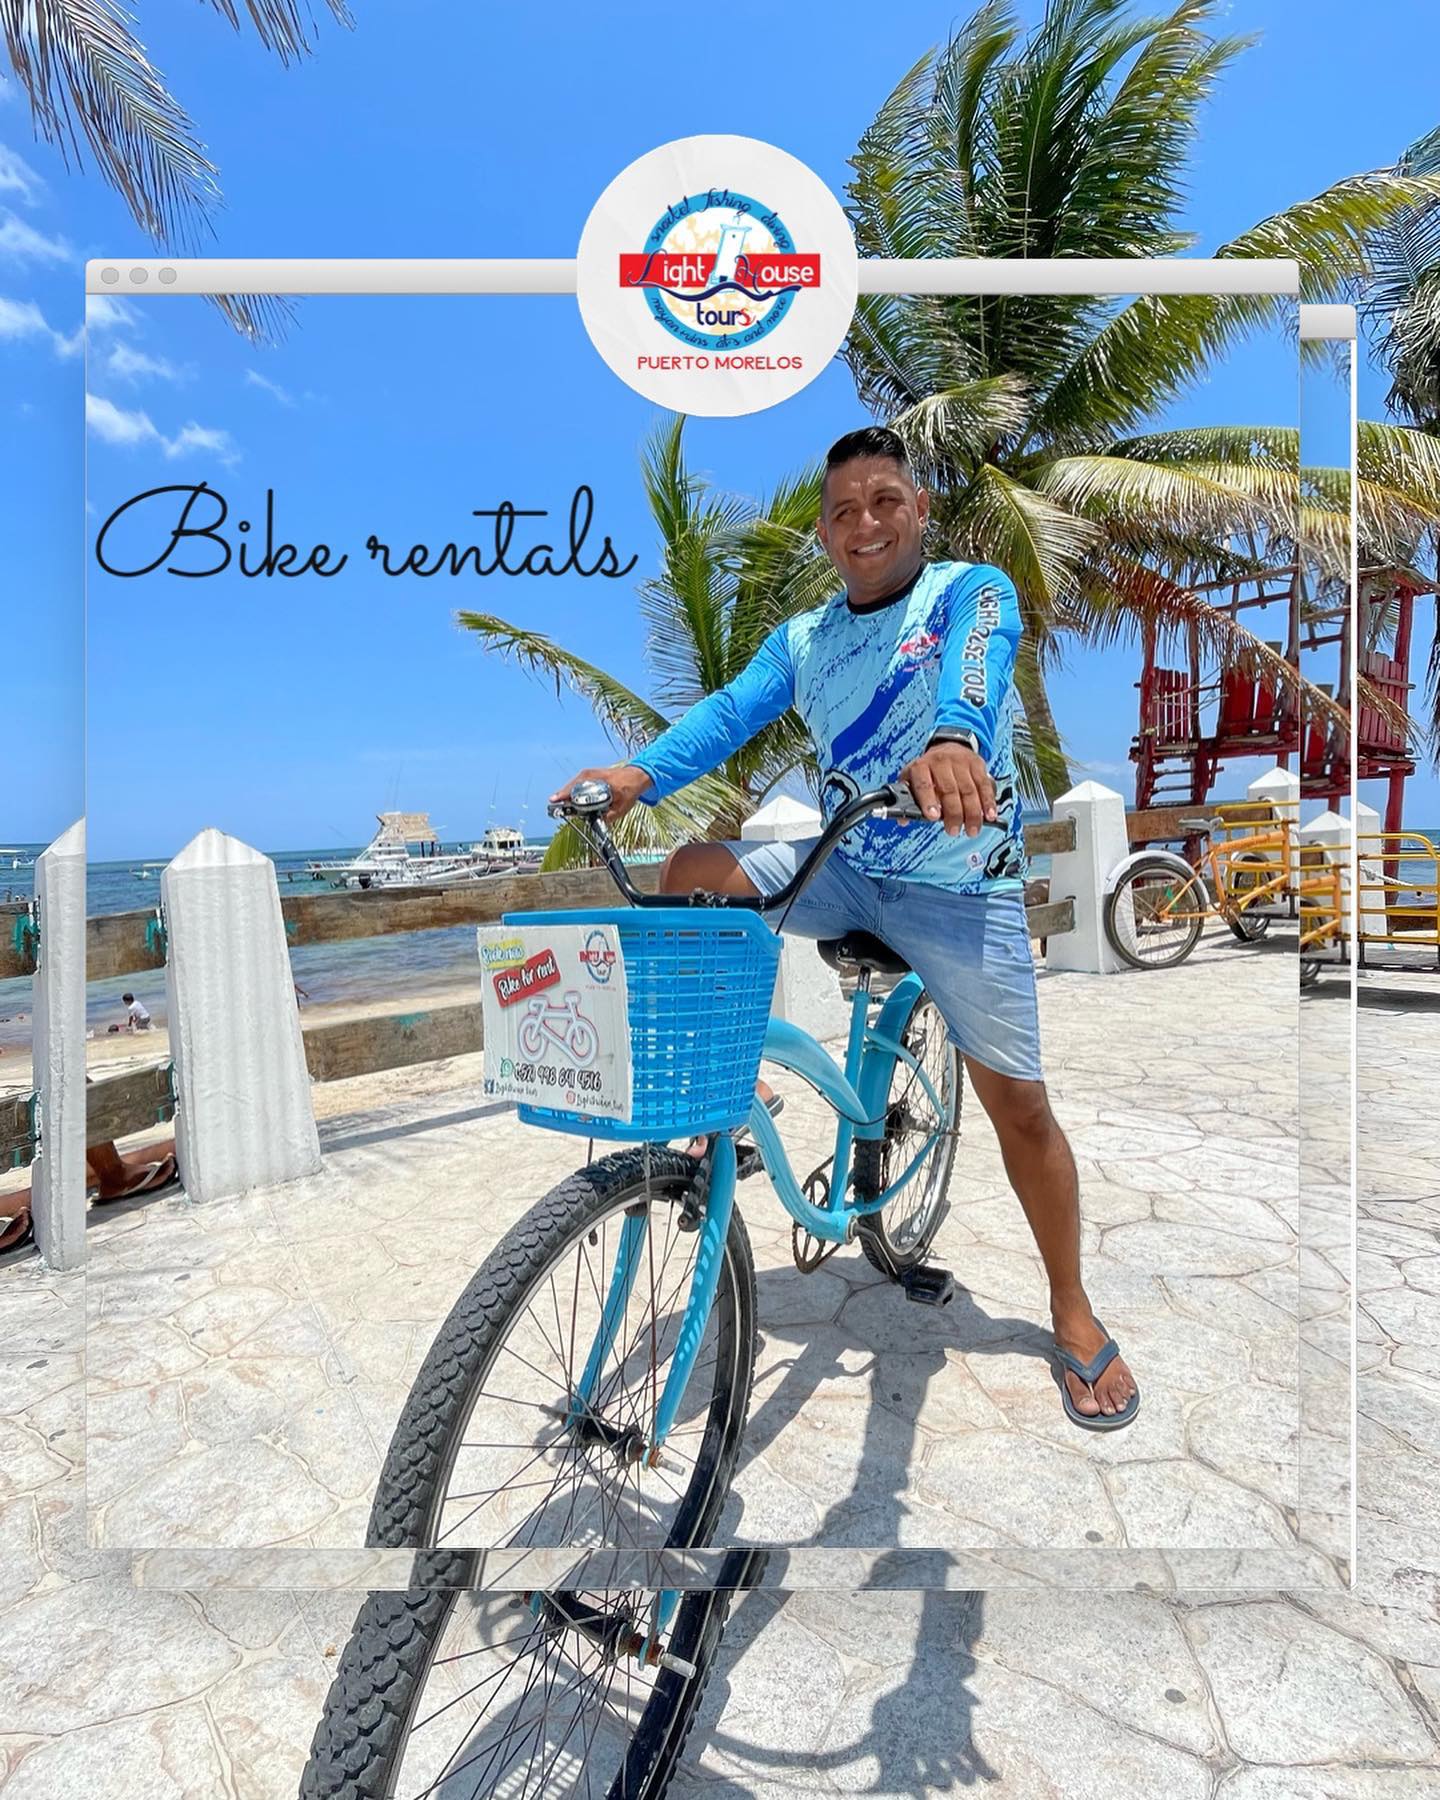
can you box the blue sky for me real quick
[2,0,1436,855]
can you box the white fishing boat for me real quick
[470,825,540,872]
[308,813,497,890]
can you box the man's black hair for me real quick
[821,426,912,502]
[122,992,134,1003]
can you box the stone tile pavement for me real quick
[78,928,1310,1557]
[1,932,1437,1794]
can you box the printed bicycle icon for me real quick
[516,987,600,1065]
[303,774,959,1800]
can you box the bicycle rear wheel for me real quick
[368,1147,756,1552]
[1104,859,1207,969]
[856,993,962,1276]
[300,1571,736,1800]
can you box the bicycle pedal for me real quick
[735,1144,765,1181]
[901,1264,955,1306]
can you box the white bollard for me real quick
[1045,781,1131,975]
[742,794,849,1042]
[29,820,86,1269]
[1352,798,1385,941]
[1248,765,1301,884]
[163,829,321,1203]
[1296,812,1354,947]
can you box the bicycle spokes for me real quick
[428,1198,727,1550]
[390,1590,661,1799]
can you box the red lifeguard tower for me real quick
[1130,567,1301,814]
[1356,569,1433,837]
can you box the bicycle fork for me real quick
[565,1135,738,1464]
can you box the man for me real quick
[552,427,1138,1429]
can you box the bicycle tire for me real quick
[1299,958,1321,989]
[299,1562,741,1800]
[1225,853,1274,943]
[367,1147,756,1553]
[1104,859,1207,970]
[855,993,963,1277]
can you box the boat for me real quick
[469,825,541,873]
[308,813,501,890]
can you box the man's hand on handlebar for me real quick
[899,742,997,838]
[549,764,653,824]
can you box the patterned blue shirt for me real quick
[630,560,1027,895]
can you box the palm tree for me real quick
[1360,124,1440,432]
[842,0,1440,797]
[462,0,1440,846]
[1,1,351,339]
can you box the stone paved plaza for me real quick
[1,937,1436,1795]
[73,928,1309,1558]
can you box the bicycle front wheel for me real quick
[368,1147,756,1552]
[300,1573,734,1800]
[1104,859,1207,970]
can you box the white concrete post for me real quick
[1248,765,1301,885]
[1045,781,1132,974]
[29,820,86,1269]
[163,829,321,1202]
[1352,798,1385,942]
[1296,812,1354,946]
[742,795,849,1041]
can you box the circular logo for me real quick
[579,929,617,983]
[577,136,858,418]
[631,189,806,351]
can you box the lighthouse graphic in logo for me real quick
[620,188,822,352]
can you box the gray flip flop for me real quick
[1053,1321,1140,1431]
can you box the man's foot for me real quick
[1051,1305,1138,1420]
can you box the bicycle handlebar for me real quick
[548,777,928,912]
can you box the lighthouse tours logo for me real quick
[577,137,858,418]
[623,188,818,353]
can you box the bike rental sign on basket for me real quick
[478,923,634,1122]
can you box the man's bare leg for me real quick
[962,1057,1136,1418]
[659,843,775,1153]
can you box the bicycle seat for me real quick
[817,931,911,976]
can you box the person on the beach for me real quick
[121,992,152,1032]
[551,425,1138,1430]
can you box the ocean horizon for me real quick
[2,825,1439,1054]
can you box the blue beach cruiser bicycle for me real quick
[302,777,962,1798]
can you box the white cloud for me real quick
[84,294,139,332]
[0,145,43,205]
[244,367,295,406]
[0,293,81,357]
[106,340,185,383]
[0,296,49,340]
[165,422,239,464]
[86,392,240,465]
[0,211,70,263]
[86,391,159,447]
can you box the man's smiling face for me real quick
[816,454,929,605]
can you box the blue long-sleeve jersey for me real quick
[629,560,1028,894]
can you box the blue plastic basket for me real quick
[499,907,782,1142]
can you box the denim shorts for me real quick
[726,836,1044,1084]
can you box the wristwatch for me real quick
[927,728,983,757]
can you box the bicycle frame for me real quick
[568,969,947,1458]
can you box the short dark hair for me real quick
[122,992,134,1003]
[822,426,911,503]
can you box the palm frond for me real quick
[2,0,219,243]
[456,612,669,752]
[539,770,751,870]
[944,461,1099,608]
[201,1,352,66]
[887,376,1032,485]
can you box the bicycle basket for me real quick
[500,907,781,1142]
